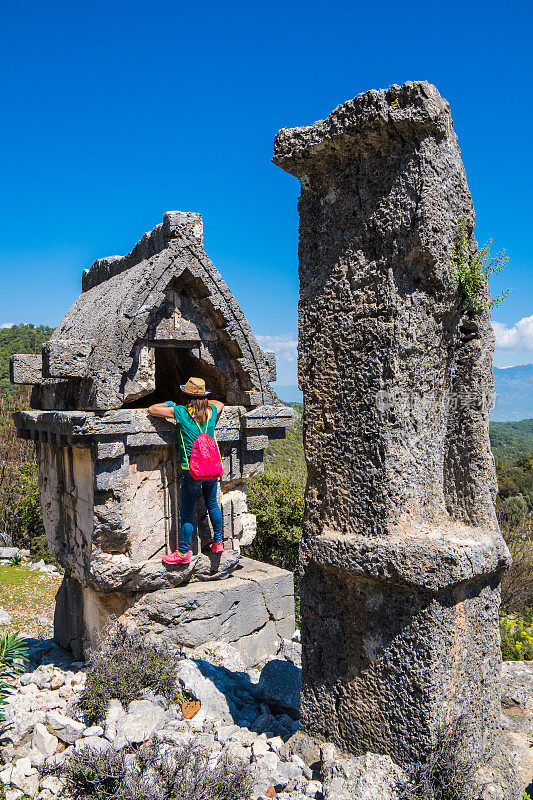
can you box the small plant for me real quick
[524,793,532,800]
[500,612,533,661]
[8,553,22,566]
[0,629,28,737]
[450,214,511,311]
[42,739,252,800]
[77,622,181,725]
[398,716,475,800]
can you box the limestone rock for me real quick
[273,79,511,771]
[257,659,301,719]
[322,753,408,800]
[46,710,86,744]
[175,659,254,726]
[31,723,58,757]
[189,641,247,672]
[114,700,168,746]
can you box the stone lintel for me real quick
[14,406,294,447]
[272,81,450,178]
[301,528,510,593]
[244,405,296,428]
[10,353,43,384]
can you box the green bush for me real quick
[78,623,181,725]
[244,471,304,574]
[500,612,533,661]
[450,214,511,311]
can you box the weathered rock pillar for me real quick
[273,82,511,770]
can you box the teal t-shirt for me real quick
[165,402,218,469]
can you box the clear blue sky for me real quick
[0,0,531,384]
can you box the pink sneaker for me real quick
[162,550,191,565]
[211,541,224,554]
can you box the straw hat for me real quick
[180,377,210,397]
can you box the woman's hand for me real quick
[147,403,175,419]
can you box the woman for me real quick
[148,377,225,565]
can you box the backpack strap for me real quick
[179,429,190,470]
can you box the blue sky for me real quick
[0,0,531,385]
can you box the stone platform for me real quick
[55,558,295,668]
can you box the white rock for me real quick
[32,722,59,757]
[0,608,12,626]
[41,775,64,793]
[252,750,280,771]
[215,724,239,745]
[5,790,23,800]
[46,710,86,744]
[114,701,167,746]
[0,766,13,785]
[223,742,251,764]
[189,641,247,672]
[268,736,284,752]
[75,735,110,751]
[306,780,323,797]
[104,699,125,741]
[252,738,271,757]
[12,756,33,777]
[28,747,46,767]
[291,629,301,643]
[291,755,307,769]
[83,725,104,737]
[49,672,65,690]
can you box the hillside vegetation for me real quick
[490,419,533,462]
[0,323,53,393]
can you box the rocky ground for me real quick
[0,633,411,800]
[1,633,532,800]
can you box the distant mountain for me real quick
[493,365,533,422]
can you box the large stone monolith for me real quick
[273,82,511,772]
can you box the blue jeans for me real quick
[179,471,223,554]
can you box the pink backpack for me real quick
[180,416,224,481]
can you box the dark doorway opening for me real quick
[123,346,228,408]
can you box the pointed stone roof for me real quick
[11,212,277,410]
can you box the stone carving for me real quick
[11,212,296,662]
[273,81,512,776]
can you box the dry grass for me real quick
[0,562,60,638]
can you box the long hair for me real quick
[186,396,209,424]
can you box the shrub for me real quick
[500,612,533,661]
[44,740,252,800]
[0,629,28,737]
[450,214,511,311]
[0,389,53,562]
[78,623,181,725]
[244,471,304,574]
[498,511,533,614]
[398,717,476,800]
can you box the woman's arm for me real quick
[211,399,224,416]
[148,403,176,419]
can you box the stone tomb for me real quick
[11,211,296,665]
